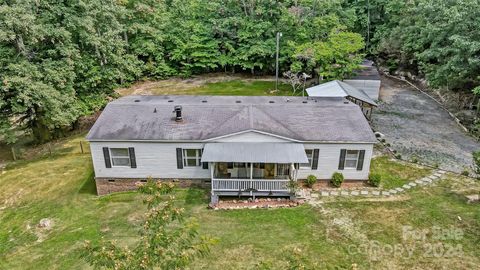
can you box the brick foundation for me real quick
[95,178,210,195]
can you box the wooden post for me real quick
[79,141,84,154]
[48,143,52,155]
[11,147,17,161]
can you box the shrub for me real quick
[433,163,439,169]
[368,173,382,187]
[385,143,391,147]
[305,175,317,188]
[411,156,419,163]
[395,154,402,159]
[331,172,344,187]
[380,138,386,143]
[473,151,480,176]
[461,170,470,177]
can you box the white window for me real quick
[110,148,130,167]
[183,149,202,167]
[344,150,359,169]
[300,149,313,168]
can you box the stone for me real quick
[433,173,442,177]
[403,184,411,189]
[340,191,350,196]
[360,190,369,195]
[382,191,390,196]
[438,170,446,174]
[424,178,432,183]
[395,188,404,192]
[321,191,330,196]
[389,190,398,194]
[371,191,380,196]
[351,191,359,196]
[311,193,319,198]
[408,182,417,187]
[415,180,423,184]
[466,194,479,204]
[38,218,53,229]
[277,198,282,202]
[266,198,271,202]
[330,191,339,196]
[254,199,259,203]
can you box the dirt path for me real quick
[372,76,480,173]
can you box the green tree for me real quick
[81,180,214,269]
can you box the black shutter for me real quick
[338,149,346,170]
[201,149,208,169]
[311,149,319,170]
[128,147,137,168]
[103,147,111,168]
[357,150,365,171]
[176,148,183,169]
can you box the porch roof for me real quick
[201,143,308,163]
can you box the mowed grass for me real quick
[0,136,479,269]
[118,78,298,96]
[370,156,433,189]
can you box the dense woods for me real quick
[1,0,479,143]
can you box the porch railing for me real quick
[212,178,290,192]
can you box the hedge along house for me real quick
[86,95,377,203]
[306,80,377,120]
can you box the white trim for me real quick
[109,147,131,167]
[344,150,360,169]
[88,138,376,144]
[204,129,300,142]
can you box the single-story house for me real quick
[343,59,381,100]
[86,95,376,203]
[306,80,377,120]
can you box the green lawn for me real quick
[117,78,298,96]
[1,136,479,269]
[370,156,433,189]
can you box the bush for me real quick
[331,172,344,187]
[411,156,419,163]
[395,154,402,159]
[473,151,480,176]
[305,175,317,188]
[433,163,439,169]
[380,138,386,143]
[461,170,470,177]
[368,173,382,187]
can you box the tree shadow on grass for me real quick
[79,169,97,195]
[184,188,209,205]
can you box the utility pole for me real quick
[275,32,282,91]
[367,0,370,52]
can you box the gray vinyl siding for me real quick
[297,143,373,180]
[90,142,210,179]
[90,140,373,180]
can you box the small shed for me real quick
[306,80,377,120]
[343,60,381,100]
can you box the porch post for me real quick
[210,162,215,194]
[249,163,253,196]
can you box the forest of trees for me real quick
[1,0,479,143]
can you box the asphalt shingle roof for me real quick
[86,95,376,143]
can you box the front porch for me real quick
[210,162,297,200]
[202,142,309,204]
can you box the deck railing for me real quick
[212,178,290,192]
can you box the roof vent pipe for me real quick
[173,105,183,122]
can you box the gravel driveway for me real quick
[372,76,480,173]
